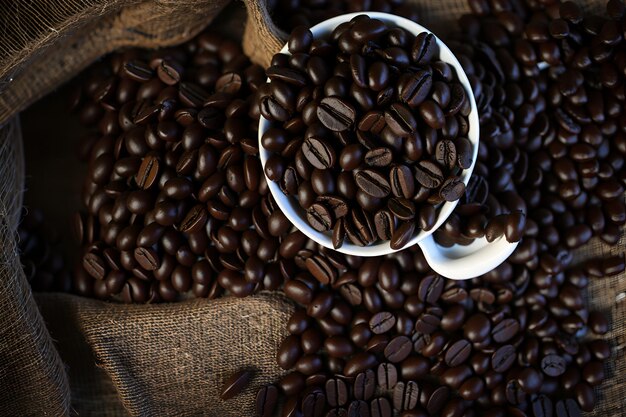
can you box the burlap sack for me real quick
[0,0,624,416]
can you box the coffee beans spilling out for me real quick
[252,244,620,416]
[17,208,71,293]
[60,0,623,415]
[268,0,419,32]
[69,30,288,302]
[260,16,474,249]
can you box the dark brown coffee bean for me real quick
[369,396,391,417]
[491,344,515,373]
[307,203,334,232]
[390,221,415,250]
[355,169,391,198]
[541,354,566,377]
[83,252,106,280]
[419,100,445,129]
[411,32,437,64]
[393,381,419,411]
[133,247,160,271]
[440,177,466,202]
[414,161,444,188]
[220,369,254,400]
[370,311,396,334]
[354,370,376,401]
[306,255,336,285]
[435,140,457,169]
[374,210,395,241]
[385,103,417,136]
[256,385,278,417]
[376,362,398,390]
[388,198,415,221]
[556,398,581,417]
[399,70,432,108]
[302,136,336,169]
[384,336,411,363]
[326,378,348,407]
[364,148,392,167]
[317,97,356,131]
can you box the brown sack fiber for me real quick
[0,0,624,416]
[0,0,231,126]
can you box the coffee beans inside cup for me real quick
[260,15,474,249]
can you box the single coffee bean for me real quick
[435,140,457,169]
[445,339,472,367]
[355,169,391,198]
[307,203,334,232]
[440,177,466,202]
[302,136,336,169]
[414,161,444,188]
[220,369,254,400]
[317,97,356,131]
[135,154,159,189]
[541,354,566,377]
[370,311,396,334]
[399,70,432,108]
[385,103,417,136]
[390,221,415,250]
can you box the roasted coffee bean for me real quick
[326,378,348,407]
[399,70,432,108]
[411,32,437,64]
[255,385,278,417]
[439,177,465,202]
[541,354,566,377]
[317,97,356,131]
[364,148,393,167]
[355,169,391,198]
[414,161,444,189]
[418,100,445,129]
[385,103,417,136]
[370,311,396,334]
[555,399,582,417]
[435,140,457,169]
[390,221,415,250]
[303,137,336,169]
[307,203,334,232]
[220,369,254,400]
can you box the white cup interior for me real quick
[258,12,480,257]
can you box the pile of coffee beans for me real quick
[433,0,626,248]
[249,246,619,417]
[69,31,293,302]
[57,0,624,416]
[17,208,71,293]
[260,16,474,249]
[267,0,419,32]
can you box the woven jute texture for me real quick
[0,0,624,416]
[0,0,231,126]
[35,292,293,416]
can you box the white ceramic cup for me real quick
[259,12,519,280]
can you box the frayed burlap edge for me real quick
[0,118,71,417]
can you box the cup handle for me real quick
[416,234,519,280]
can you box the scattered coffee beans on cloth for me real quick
[260,15,474,249]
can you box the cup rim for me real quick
[258,12,480,257]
